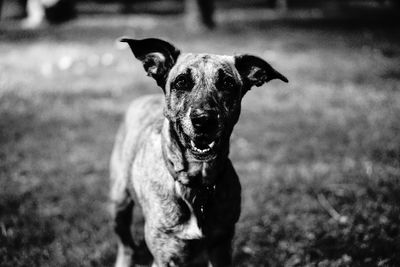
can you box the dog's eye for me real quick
[173,75,192,90]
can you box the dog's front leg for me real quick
[111,190,135,267]
[207,230,234,267]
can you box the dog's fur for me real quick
[110,38,288,267]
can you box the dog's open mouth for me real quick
[176,123,220,158]
[190,139,216,154]
[183,133,219,158]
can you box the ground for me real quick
[0,10,400,267]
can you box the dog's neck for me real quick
[161,119,230,230]
[161,119,228,188]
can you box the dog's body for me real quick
[110,38,287,267]
[111,95,241,266]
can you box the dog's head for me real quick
[122,38,288,161]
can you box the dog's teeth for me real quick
[208,141,215,148]
[190,140,212,153]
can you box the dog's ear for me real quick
[235,54,288,95]
[120,37,181,90]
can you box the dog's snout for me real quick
[190,109,218,133]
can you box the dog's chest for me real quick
[131,135,205,240]
[166,182,203,240]
[175,205,204,240]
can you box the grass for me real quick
[1,11,400,266]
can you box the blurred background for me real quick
[0,0,400,266]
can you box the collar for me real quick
[161,119,187,182]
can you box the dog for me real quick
[110,37,288,267]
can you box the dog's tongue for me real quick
[194,140,209,150]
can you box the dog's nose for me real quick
[190,109,218,133]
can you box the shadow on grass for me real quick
[307,176,400,266]
[233,173,400,266]
[0,105,55,266]
[1,6,400,44]
[0,191,56,267]
[0,93,116,266]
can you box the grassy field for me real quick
[1,11,400,266]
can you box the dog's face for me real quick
[122,38,288,160]
[164,53,243,160]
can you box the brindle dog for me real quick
[110,38,288,267]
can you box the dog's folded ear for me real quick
[235,54,288,95]
[120,37,181,90]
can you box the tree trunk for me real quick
[185,0,215,31]
[43,0,76,23]
[276,0,288,12]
